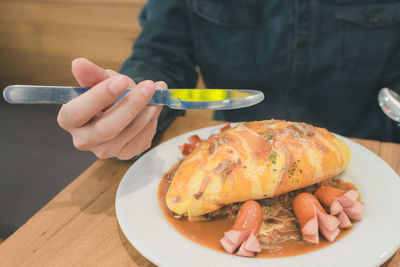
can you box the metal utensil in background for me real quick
[3,85,265,110]
[378,87,400,126]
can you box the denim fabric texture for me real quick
[120,0,400,142]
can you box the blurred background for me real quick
[0,0,209,242]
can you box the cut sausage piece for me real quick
[337,210,352,228]
[188,135,202,145]
[314,184,345,208]
[241,232,261,252]
[293,193,340,244]
[236,232,261,257]
[343,200,364,221]
[319,225,340,242]
[220,230,251,254]
[300,213,319,244]
[179,143,196,156]
[220,200,263,257]
[179,135,202,157]
[220,123,231,132]
[337,189,359,207]
[315,184,364,222]
[232,200,263,232]
[316,209,341,232]
[330,200,343,215]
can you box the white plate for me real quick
[116,124,400,267]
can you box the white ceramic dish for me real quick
[116,124,400,267]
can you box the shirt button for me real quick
[296,41,306,50]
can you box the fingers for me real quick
[89,116,158,159]
[92,105,161,157]
[104,69,119,78]
[68,80,156,148]
[117,117,158,160]
[90,107,159,159]
[58,75,129,130]
[71,58,110,87]
[60,63,169,160]
[155,80,168,90]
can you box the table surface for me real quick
[0,116,399,267]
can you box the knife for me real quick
[3,85,264,110]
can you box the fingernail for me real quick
[155,81,168,90]
[139,80,155,97]
[109,76,126,95]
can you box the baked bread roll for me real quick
[166,120,351,218]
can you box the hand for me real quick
[57,58,167,160]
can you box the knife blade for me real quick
[3,85,264,110]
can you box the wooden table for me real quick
[0,117,399,266]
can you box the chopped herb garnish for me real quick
[268,135,273,140]
[273,168,277,172]
[269,150,278,164]
[258,130,270,136]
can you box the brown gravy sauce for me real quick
[158,170,357,258]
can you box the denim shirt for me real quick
[120,0,400,143]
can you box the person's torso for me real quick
[186,0,400,142]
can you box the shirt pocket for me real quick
[192,0,261,68]
[334,1,400,75]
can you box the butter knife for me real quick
[3,85,264,110]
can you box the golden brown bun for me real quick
[166,120,351,218]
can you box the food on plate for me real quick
[315,184,364,223]
[159,120,363,258]
[166,119,351,218]
[220,123,231,132]
[179,134,202,156]
[293,192,340,244]
[220,200,263,256]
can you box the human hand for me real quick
[57,58,167,160]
